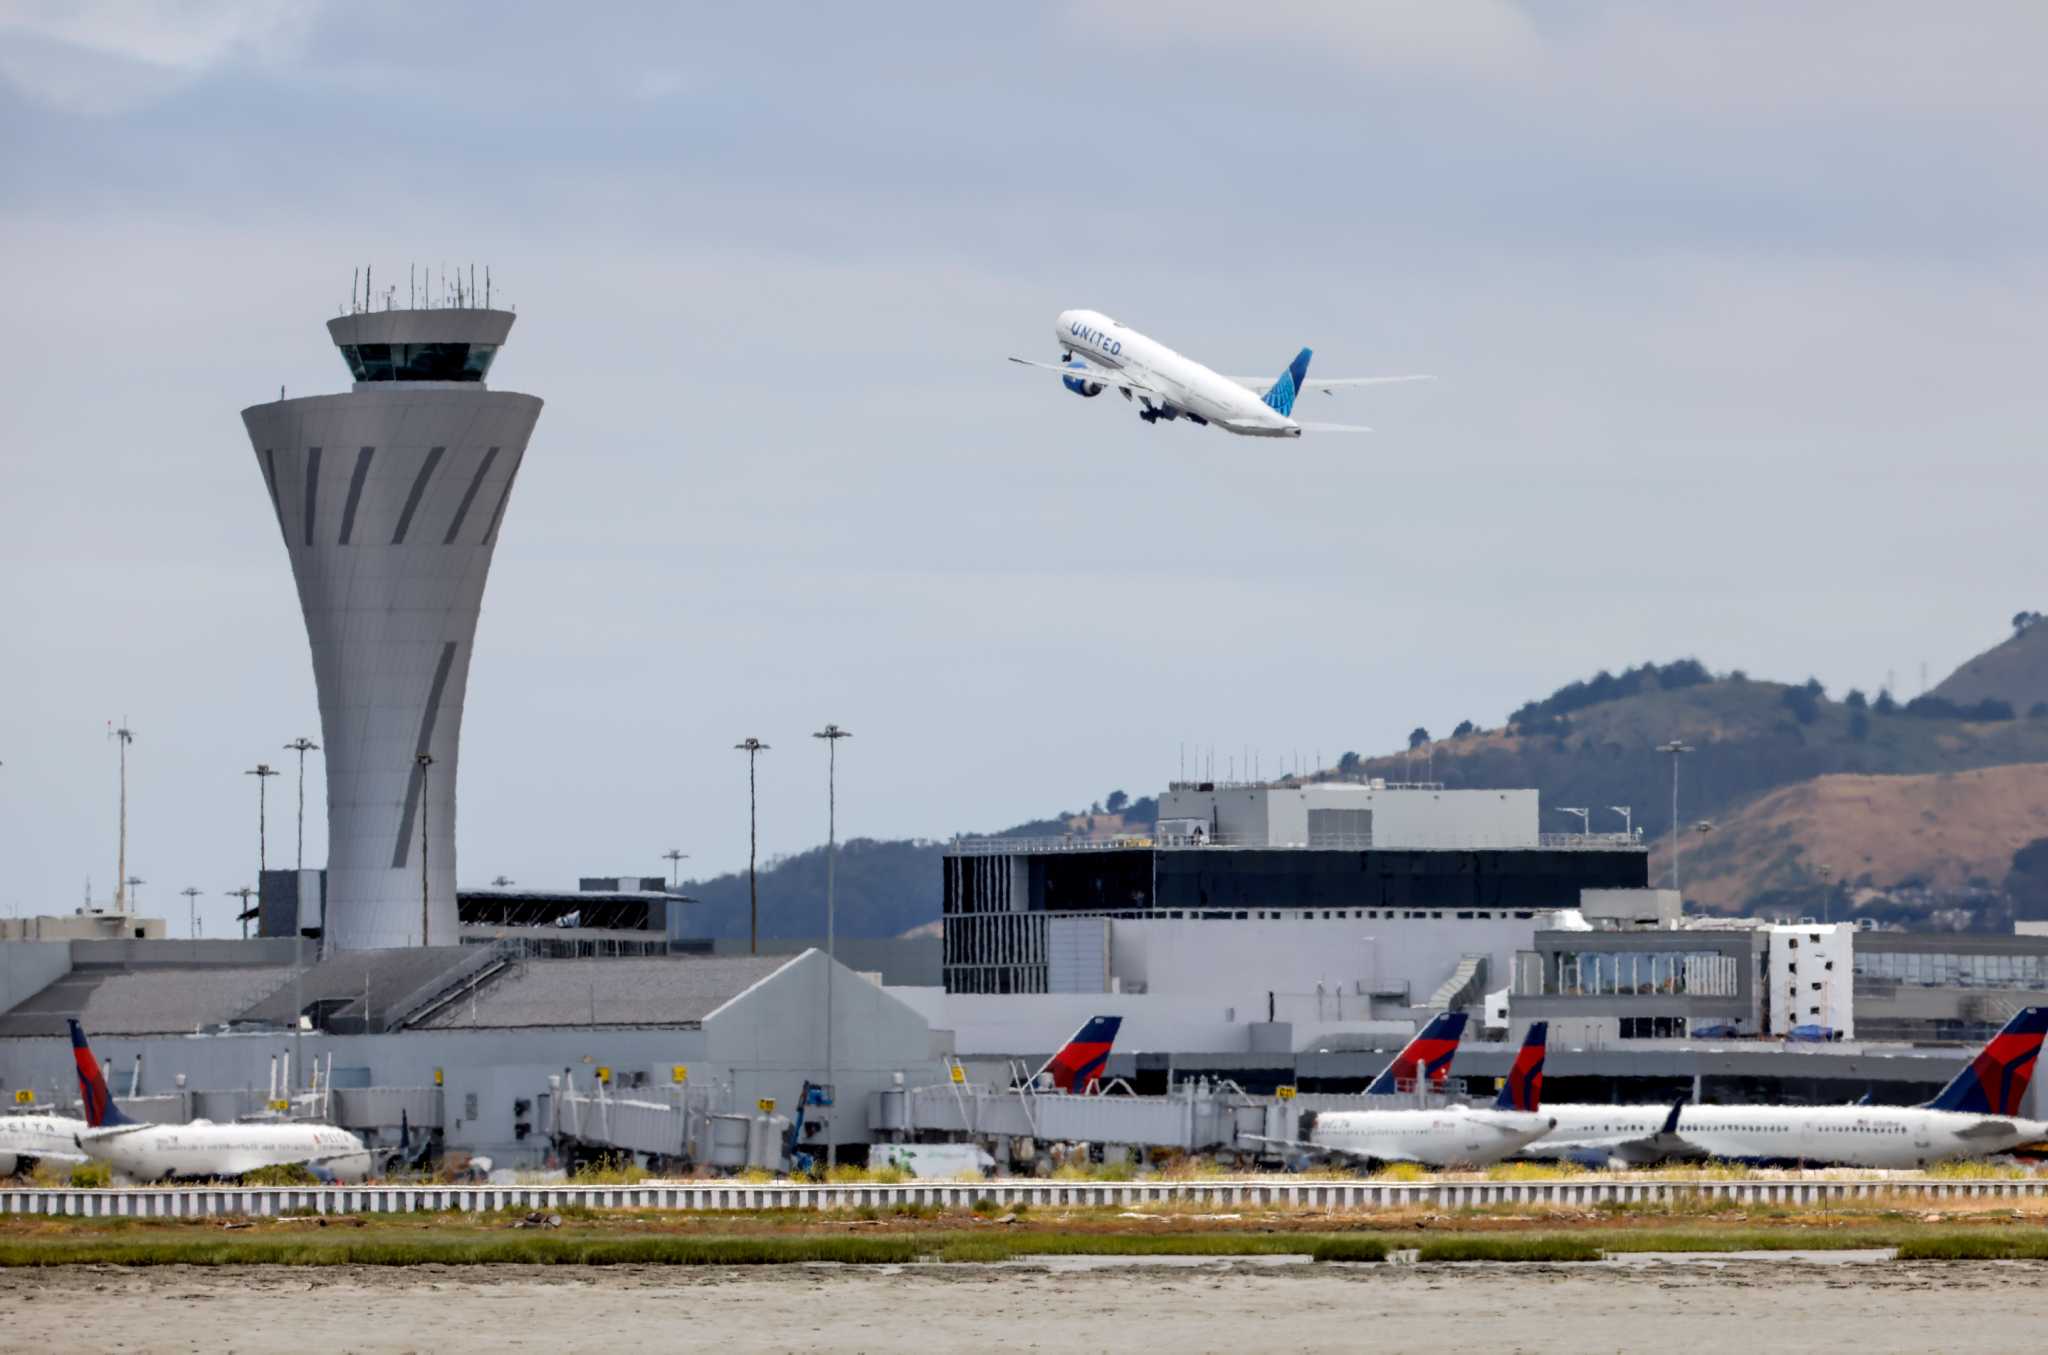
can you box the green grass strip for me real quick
[1415,1235,1603,1263]
[1307,1236,1391,1263]
[1896,1234,2048,1261]
[0,1235,923,1268]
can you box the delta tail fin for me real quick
[1494,1022,1548,1112]
[1924,1006,2048,1116]
[1262,348,1312,416]
[1040,1015,1122,1093]
[1365,1011,1468,1095]
[68,1019,137,1128]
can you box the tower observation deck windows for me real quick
[342,342,497,383]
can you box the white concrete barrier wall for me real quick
[2,1176,2042,1217]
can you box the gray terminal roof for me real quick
[411,954,793,1031]
[235,946,479,1032]
[0,964,300,1039]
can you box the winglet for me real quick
[67,1019,137,1128]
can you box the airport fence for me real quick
[4,1174,2048,1219]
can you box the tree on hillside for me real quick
[1105,789,1128,813]
[1848,709,1870,741]
[1781,685,1821,725]
[1844,689,1868,711]
[1408,727,1431,749]
[2004,838,2048,921]
[1874,689,1898,715]
[1337,751,1362,775]
[2014,610,2043,635]
[2031,702,2048,719]
[1452,719,1476,738]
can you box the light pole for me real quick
[110,721,135,913]
[812,723,850,1170]
[124,877,144,913]
[1610,805,1633,837]
[1557,807,1589,838]
[284,737,319,871]
[735,738,769,956]
[179,886,201,939]
[662,848,689,890]
[226,886,257,940]
[1656,740,1694,893]
[1818,863,1833,925]
[416,753,434,946]
[244,763,279,935]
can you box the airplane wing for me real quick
[1006,356,1169,399]
[1226,374,1434,395]
[1294,422,1373,434]
[77,1124,155,1142]
[1593,1098,1706,1167]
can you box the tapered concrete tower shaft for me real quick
[242,307,542,950]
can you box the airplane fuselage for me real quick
[78,1121,374,1183]
[0,1113,89,1175]
[1534,1102,2048,1169]
[1311,1105,1556,1168]
[1054,309,1302,437]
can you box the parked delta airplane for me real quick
[1248,1019,1556,1170]
[68,1020,378,1183]
[1009,309,1429,437]
[1036,1015,1123,1093]
[0,1111,88,1176]
[1527,1007,2048,1169]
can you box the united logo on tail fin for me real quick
[1262,347,1313,416]
[1925,1006,2048,1116]
[1366,1011,1468,1095]
[67,1019,136,1128]
[1042,1015,1122,1093]
[1494,1022,1548,1112]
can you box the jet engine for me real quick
[1060,360,1102,398]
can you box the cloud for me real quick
[0,0,316,114]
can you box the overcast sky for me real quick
[3,3,2045,936]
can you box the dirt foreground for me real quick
[15,1258,2048,1355]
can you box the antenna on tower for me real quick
[352,267,359,313]
[485,265,490,309]
[366,265,372,315]
[410,262,415,309]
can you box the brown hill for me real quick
[1932,618,2048,711]
[1666,764,2048,912]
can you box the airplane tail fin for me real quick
[67,1019,136,1128]
[1924,1006,2048,1116]
[1365,1011,1468,1095]
[1494,1022,1548,1112]
[1262,347,1313,416]
[1040,1015,1122,1093]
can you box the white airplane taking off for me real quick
[1009,309,1429,437]
[68,1020,378,1183]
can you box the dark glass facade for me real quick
[341,342,498,383]
[946,847,1649,919]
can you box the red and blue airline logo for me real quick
[1044,1016,1122,1093]
[1494,1022,1548,1112]
[1366,1011,1468,1095]
[68,1019,133,1128]
[1927,1007,2048,1116]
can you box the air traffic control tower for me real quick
[242,298,542,950]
